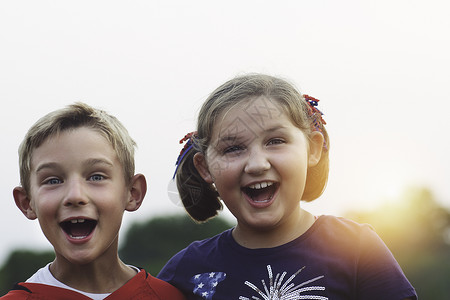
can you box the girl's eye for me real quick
[268,138,285,145]
[223,145,244,154]
[89,174,104,181]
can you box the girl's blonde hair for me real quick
[176,74,330,222]
[18,102,136,193]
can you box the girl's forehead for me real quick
[218,96,285,127]
[211,96,290,139]
[219,96,284,123]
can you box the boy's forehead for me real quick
[34,127,112,149]
[30,127,117,169]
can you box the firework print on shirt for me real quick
[239,265,327,300]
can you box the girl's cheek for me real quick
[208,160,227,177]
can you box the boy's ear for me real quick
[13,187,37,220]
[193,152,214,183]
[125,174,147,212]
[308,131,324,167]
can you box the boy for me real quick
[2,103,185,299]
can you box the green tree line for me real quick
[1,187,449,298]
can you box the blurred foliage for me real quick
[346,187,450,299]
[0,214,232,295]
[119,214,234,276]
[0,250,54,294]
[1,187,449,299]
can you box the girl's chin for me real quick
[237,214,284,232]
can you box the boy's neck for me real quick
[49,254,137,293]
[232,208,316,249]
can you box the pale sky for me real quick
[1,0,449,266]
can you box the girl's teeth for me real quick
[70,219,86,224]
[70,234,87,239]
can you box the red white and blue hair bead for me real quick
[304,94,327,149]
[304,94,326,132]
[173,131,197,179]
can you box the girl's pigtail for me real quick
[174,132,222,222]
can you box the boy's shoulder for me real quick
[1,270,185,300]
[0,282,92,300]
[143,270,186,300]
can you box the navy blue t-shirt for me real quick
[158,215,417,300]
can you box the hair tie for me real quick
[304,94,326,128]
[304,94,328,150]
[173,131,197,179]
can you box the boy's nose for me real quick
[244,148,271,175]
[63,179,89,207]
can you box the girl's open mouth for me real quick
[60,219,97,240]
[242,182,278,203]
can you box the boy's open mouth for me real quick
[60,219,97,239]
[242,182,278,203]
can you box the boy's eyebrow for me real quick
[84,158,114,168]
[35,162,60,173]
[35,158,114,173]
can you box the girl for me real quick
[158,74,417,300]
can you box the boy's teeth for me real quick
[248,182,272,189]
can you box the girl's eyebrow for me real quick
[215,125,287,144]
[216,135,238,143]
[265,125,286,133]
[213,136,238,149]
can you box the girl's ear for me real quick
[308,131,324,167]
[13,187,37,220]
[193,152,214,184]
[125,174,147,212]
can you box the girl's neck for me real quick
[50,254,137,293]
[232,208,316,249]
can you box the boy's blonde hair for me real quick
[18,102,136,193]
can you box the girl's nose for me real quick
[63,179,89,207]
[244,148,271,175]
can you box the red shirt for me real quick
[1,269,185,300]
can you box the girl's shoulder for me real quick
[309,215,390,257]
[313,215,376,237]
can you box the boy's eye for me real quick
[89,174,104,181]
[45,178,62,185]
